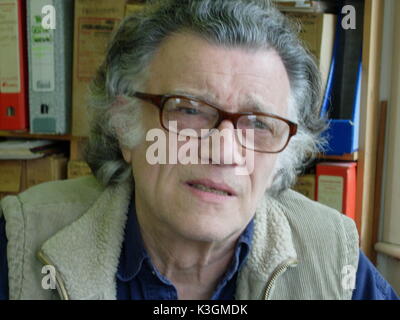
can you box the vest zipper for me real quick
[264,258,298,300]
[37,250,70,300]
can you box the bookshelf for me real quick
[317,152,359,161]
[0,131,72,141]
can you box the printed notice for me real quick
[77,17,120,80]
[30,0,55,92]
[0,0,21,93]
[318,175,344,212]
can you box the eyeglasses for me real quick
[131,92,298,153]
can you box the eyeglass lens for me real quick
[161,97,290,152]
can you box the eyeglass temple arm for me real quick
[290,124,298,136]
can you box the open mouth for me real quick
[186,180,236,197]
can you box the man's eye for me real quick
[254,120,270,130]
[176,106,200,115]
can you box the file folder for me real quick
[0,0,29,131]
[27,0,74,134]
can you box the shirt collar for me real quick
[117,195,254,282]
[117,197,148,281]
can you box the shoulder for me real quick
[252,189,360,299]
[277,189,358,238]
[1,175,103,213]
[0,175,105,237]
[275,189,360,287]
[0,176,106,300]
[353,251,400,300]
[18,175,104,207]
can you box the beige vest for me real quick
[0,176,359,300]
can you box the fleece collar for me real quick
[235,193,298,299]
[38,182,297,300]
[38,181,132,300]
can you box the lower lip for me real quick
[185,183,235,203]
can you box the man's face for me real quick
[122,33,291,243]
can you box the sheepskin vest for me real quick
[0,176,359,300]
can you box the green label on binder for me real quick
[30,0,55,92]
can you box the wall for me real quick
[376,0,400,295]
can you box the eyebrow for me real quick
[170,88,215,103]
[169,88,275,114]
[241,96,273,114]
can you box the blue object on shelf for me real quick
[321,61,362,156]
[320,6,363,157]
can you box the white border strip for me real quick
[375,242,400,260]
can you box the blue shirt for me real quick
[0,204,398,300]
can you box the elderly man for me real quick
[0,0,398,300]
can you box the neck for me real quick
[136,206,243,299]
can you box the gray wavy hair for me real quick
[85,0,327,196]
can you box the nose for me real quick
[199,120,246,166]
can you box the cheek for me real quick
[130,140,177,199]
[251,155,278,193]
[130,141,158,189]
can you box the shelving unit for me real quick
[317,152,359,161]
[0,131,72,141]
[356,0,384,258]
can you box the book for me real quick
[27,0,74,134]
[293,174,316,200]
[316,162,357,220]
[67,160,92,179]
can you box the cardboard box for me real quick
[72,0,127,137]
[316,162,357,220]
[293,174,316,200]
[0,155,68,196]
[67,160,92,179]
[25,154,68,189]
[0,160,26,193]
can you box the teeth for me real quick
[191,183,230,196]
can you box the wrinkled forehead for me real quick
[145,33,291,116]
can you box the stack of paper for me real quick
[0,139,60,159]
[273,0,339,13]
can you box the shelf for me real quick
[317,152,359,161]
[0,130,72,141]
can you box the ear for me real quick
[113,95,130,107]
[121,146,132,164]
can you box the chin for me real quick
[177,217,240,243]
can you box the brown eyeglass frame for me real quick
[131,91,298,153]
